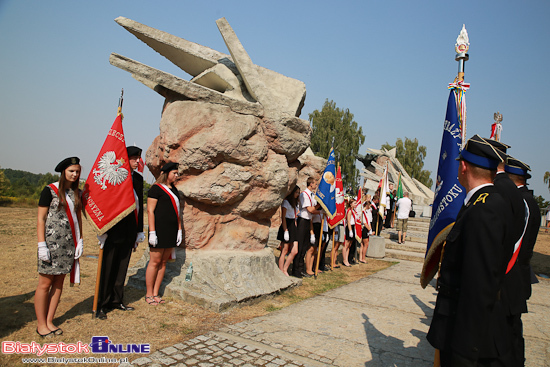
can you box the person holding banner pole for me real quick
[145,162,182,305]
[359,194,372,263]
[96,146,144,319]
[293,177,319,278]
[342,198,357,267]
[35,157,83,337]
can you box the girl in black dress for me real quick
[145,162,182,305]
[35,157,83,337]
[277,186,300,276]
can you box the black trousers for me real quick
[293,217,311,276]
[98,235,134,309]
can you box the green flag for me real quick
[396,174,403,199]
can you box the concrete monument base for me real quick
[127,247,300,312]
[366,236,386,258]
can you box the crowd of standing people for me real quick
[275,177,411,277]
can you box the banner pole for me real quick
[314,216,325,278]
[92,248,104,318]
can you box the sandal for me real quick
[145,296,158,306]
[153,295,165,304]
[52,328,63,336]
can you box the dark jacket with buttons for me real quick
[427,185,516,360]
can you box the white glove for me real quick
[136,232,145,243]
[38,242,50,262]
[283,230,289,242]
[176,229,182,246]
[149,231,158,247]
[310,234,315,244]
[74,238,83,259]
[349,229,355,238]
[97,233,108,250]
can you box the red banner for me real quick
[328,166,345,228]
[82,115,136,235]
[355,187,362,241]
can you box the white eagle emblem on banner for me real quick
[93,151,129,190]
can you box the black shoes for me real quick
[96,309,107,320]
[111,303,135,311]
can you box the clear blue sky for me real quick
[0,0,548,201]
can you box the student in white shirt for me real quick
[277,186,300,276]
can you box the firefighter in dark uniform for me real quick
[503,156,541,364]
[427,136,517,366]
[96,146,144,319]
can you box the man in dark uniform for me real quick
[96,146,144,319]
[503,156,541,364]
[427,136,517,366]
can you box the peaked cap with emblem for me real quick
[505,156,532,179]
[126,146,142,158]
[55,156,80,173]
[456,134,504,170]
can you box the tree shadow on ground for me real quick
[0,291,36,338]
[362,293,436,366]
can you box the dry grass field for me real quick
[0,207,395,367]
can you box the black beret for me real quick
[55,157,80,173]
[456,135,504,170]
[505,156,532,179]
[126,146,142,158]
[161,162,178,172]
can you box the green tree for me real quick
[0,168,10,196]
[309,99,365,188]
[545,171,550,192]
[534,195,550,211]
[381,137,433,188]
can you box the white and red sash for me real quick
[350,208,362,242]
[48,183,80,285]
[506,199,530,274]
[156,184,180,260]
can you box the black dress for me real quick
[148,184,180,249]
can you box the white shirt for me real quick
[281,199,297,219]
[396,197,412,219]
[298,189,316,220]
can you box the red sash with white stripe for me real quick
[506,199,530,274]
[48,183,80,285]
[350,209,361,242]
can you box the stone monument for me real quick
[110,17,321,311]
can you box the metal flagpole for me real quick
[434,25,470,367]
[92,89,124,319]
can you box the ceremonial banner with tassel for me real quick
[328,165,345,228]
[82,92,136,234]
[315,147,337,220]
[420,87,467,289]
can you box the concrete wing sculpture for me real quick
[112,17,320,310]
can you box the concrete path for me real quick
[126,259,550,367]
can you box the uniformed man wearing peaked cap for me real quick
[427,135,518,366]
[96,146,144,319]
[502,155,541,365]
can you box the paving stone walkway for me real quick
[122,259,550,367]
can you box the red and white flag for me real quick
[354,187,362,242]
[328,166,345,229]
[82,114,136,235]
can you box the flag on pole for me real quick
[420,88,467,288]
[378,163,389,218]
[328,165,345,228]
[354,187,362,242]
[396,173,403,199]
[315,147,337,219]
[82,114,137,235]
[136,157,145,176]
